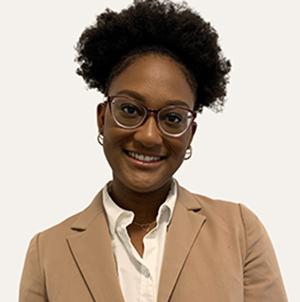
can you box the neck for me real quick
[109,177,173,223]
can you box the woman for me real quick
[19,0,288,301]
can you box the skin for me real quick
[97,53,197,255]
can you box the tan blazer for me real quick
[19,185,288,302]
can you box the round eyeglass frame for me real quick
[104,95,197,137]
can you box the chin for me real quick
[122,174,172,193]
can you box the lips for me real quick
[125,150,166,163]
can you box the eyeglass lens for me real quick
[111,97,193,136]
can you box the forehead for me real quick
[107,54,195,109]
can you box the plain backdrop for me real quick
[1,0,299,300]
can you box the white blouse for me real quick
[102,180,177,302]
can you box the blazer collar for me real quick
[67,185,206,302]
[67,190,125,302]
[157,185,207,302]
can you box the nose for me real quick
[133,115,163,147]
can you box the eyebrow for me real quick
[114,89,192,108]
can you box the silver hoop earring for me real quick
[184,146,192,160]
[97,133,104,146]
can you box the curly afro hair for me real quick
[75,0,231,112]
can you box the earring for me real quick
[97,133,104,146]
[184,146,192,160]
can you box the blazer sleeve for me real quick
[239,204,288,301]
[19,233,48,302]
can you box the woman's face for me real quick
[98,54,197,193]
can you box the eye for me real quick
[164,112,183,124]
[120,103,139,115]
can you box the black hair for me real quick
[75,0,231,112]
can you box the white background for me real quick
[1,0,299,300]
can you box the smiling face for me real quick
[97,53,197,193]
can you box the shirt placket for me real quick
[139,262,155,302]
[118,225,156,302]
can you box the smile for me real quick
[126,151,164,163]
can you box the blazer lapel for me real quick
[157,186,207,302]
[66,191,124,302]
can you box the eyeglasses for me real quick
[105,95,197,137]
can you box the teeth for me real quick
[128,151,161,162]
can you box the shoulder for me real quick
[178,184,258,226]
[31,190,104,249]
[175,188,287,300]
[177,185,266,251]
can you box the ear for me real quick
[188,121,197,145]
[97,103,106,133]
[191,121,197,136]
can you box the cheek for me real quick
[172,132,194,159]
[103,128,121,148]
[102,122,130,152]
[168,137,190,158]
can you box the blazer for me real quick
[19,185,288,302]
